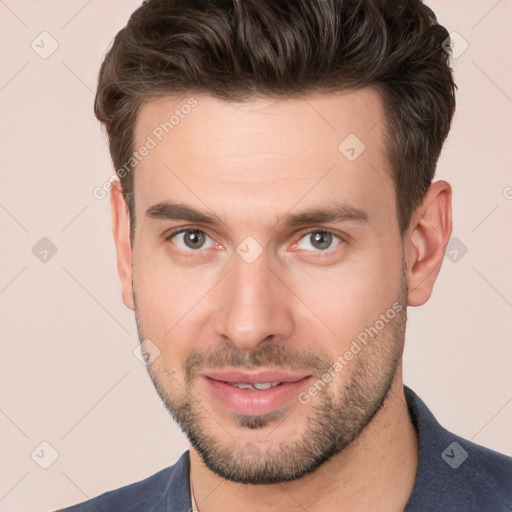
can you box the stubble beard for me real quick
[135,272,408,485]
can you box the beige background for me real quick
[0,1,511,511]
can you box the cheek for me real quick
[289,249,402,348]
[132,260,185,356]
[132,253,220,363]
[134,243,195,319]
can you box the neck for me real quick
[189,373,418,512]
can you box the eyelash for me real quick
[292,229,344,253]
[164,227,344,256]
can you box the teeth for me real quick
[253,382,273,390]
[232,382,281,390]
[234,383,255,390]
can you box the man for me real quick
[59,0,512,510]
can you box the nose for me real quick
[213,251,294,352]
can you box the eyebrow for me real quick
[146,202,220,226]
[145,200,369,228]
[283,202,368,227]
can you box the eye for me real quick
[167,229,215,251]
[296,230,342,252]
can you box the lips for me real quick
[204,368,309,385]
[201,369,312,417]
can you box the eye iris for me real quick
[184,230,205,249]
[311,231,332,250]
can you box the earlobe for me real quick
[405,180,453,307]
[110,180,135,311]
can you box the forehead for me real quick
[132,88,395,230]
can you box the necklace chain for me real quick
[190,472,199,511]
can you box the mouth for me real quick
[200,369,312,417]
[231,382,282,390]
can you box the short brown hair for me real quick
[94,0,456,237]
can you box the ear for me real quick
[110,180,135,311]
[404,180,452,307]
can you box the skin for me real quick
[110,88,452,511]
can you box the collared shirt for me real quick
[57,387,512,511]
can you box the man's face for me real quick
[128,89,408,483]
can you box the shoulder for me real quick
[55,452,191,512]
[404,387,512,512]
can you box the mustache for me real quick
[184,343,333,381]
